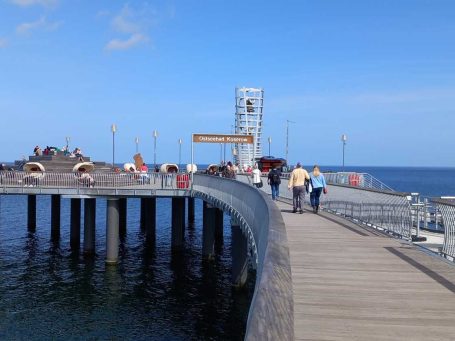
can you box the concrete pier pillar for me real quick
[143,197,156,243]
[51,195,61,239]
[202,202,216,260]
[106,198,120,265]
[231,219,248,287]
[70,198,81,249]
[172,197,186,247]
[83,198,96,256]
[27,195,36,231]
[140,198,146,230]
[188,197,195,226]
[119,198,127,237]
[215,208,224,242]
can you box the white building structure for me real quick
[233,87,264,170]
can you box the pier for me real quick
[282,203,455,340]
[1,170,455,340]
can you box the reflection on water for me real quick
[0,196,255,340]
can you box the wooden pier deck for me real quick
[277,200,455,341]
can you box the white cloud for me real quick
[10,0,58,7]
[106,33,148,51]
[0,38,7,48]
[111,5,141,34]
[105,4,159,51]
[16,16,61,34]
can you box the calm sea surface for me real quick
[319,166,455,197]
[0,196,255,340]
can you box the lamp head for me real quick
[341,134,347,142]
[111,124,117,133]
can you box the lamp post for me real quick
[341,134,347,170]
[135,137,139,154]
[268,137,272,156]
[111,124,117,169]
[220,143,223,164]
[286,120,295,165]
[153,130,158,169]
[178,138,182,170]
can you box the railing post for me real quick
[416,199,421,238]
[423,198,429,230]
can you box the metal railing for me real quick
[238,171,393,191]
[432,199,455,260]
[191,174,293,340]
[321,172,393,191]
[0,171,191,191]
[320,185,412,239]
[236,173,412,240]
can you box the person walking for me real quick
[288,162,310,214]
[251,164,262,188]
[267,165,281,200]
[309,165,327,214]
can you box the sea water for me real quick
[320,166,455,197]
[0,196,254,340]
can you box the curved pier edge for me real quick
[244,190,294,341]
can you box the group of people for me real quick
[252,163,327,214]
[33,145,84,160]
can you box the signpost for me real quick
[191,133,254,181]
[192,134,254,144]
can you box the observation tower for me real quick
[233,87,264,170]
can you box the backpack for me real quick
[271,170,281,183]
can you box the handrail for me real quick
[323,172,393,191]
[192,174,294,340]
[432,199,455,259]
[236,173,413,240]
[0,171,191,190]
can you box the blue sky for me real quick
[1,0,454,167]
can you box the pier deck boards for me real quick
[277,200,455,341]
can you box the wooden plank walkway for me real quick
[276,200,455,341]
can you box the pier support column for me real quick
[106,198,120,265]
[27,195,36,231]
[83,198,96,256]
[188,197,195,226]
[231,218,248,287]
[119,198,127,237]
[70,198,81,249]
[215,208,224,242]
[144,198,156,243]
[51,195,61,239]
[202,202,216,260]
[172,197,186,247]
[140,198,146,230]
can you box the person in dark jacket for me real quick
[267,165,281,201]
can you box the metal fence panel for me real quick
[433,199,455,259]
[236,173,412,240]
